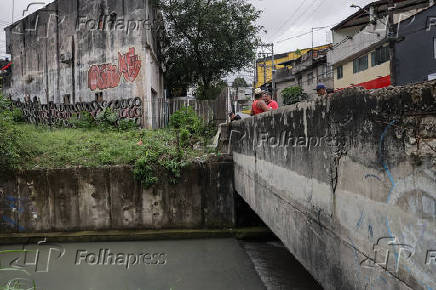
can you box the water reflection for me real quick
[241,240,323,290]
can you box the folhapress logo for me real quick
[75,249,167,270]
[8,238,65,273]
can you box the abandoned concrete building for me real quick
[3,0,165,128]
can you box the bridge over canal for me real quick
[229,81,436,290]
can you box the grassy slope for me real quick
[16,124,201,170]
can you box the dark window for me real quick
[95,92,103,103]
[372,46,390,66]
[434,38,436,59]
[337,66,343,79]
[307,72,313,85]
[63,94,71,104]
[353,54,368,73]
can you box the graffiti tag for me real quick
[88,48,141,91]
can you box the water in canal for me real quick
[0,238,322,290]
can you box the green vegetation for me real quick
[16,124,183,169]
[69,108,139,130]
[0,96,29,172]
[232,77,249,88]
[281,86,308,106]
[0,95,216,188]
[159,0,261,98]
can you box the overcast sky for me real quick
[0,0,375,80]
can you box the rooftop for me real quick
[331,0,431,31]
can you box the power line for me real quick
[267,0,315,42]
[276,30,313,43]
[273,0,322,43]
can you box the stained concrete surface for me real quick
[0,160,235,234]
[0,238,266,290]
[230,81,436,290]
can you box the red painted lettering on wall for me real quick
[88,64,121,91]
[88,48,141,91]
[119,48,142,82]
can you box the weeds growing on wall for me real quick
[134,106,216,188]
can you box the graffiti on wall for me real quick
[0,187,37,232]
[11,97,143,126]
[88,48,142,91]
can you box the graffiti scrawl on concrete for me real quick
[11,97,143,127]
[88,48,141,91]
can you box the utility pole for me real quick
[257,43,275,96]
[11,0,15,23]
[312,27,314,53]
[388,0,396,85]
[253,58,257,93]
[271,43,276,100]
[263,60,267,86]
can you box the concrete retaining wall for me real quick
[230,81,436,290]
[0,159,235,234]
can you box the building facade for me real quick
[4,0,165,128]
[274,47,333,104]
[395,4,436,84]
[255,45,330,89]
[327,0,434,90]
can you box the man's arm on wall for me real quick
[257,100,270,112]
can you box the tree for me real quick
[159,0,261,99]
[196,79,227,100]
[232,77,248,88]
[281,86,308,106]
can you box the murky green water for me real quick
[0,238,321,290]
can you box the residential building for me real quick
[395,4,436,84]
[327,0,434,90]
[255,45,330,89]
[229,86,252,113]
[274,46,333,103]
[3,0,165,128]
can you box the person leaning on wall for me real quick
[263,91,278,110]
[251,88,270,116]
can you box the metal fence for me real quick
[167,89,228,125]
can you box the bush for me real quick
[133,133,186,188]
[169,106,205,147]
[95,107,118,129]
[118,118,139,130]
[69,111,95,128]
[0,95,29,172]
[281,86,308,105]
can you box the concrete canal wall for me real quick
[0,158,235,233]
[230,81,436,290]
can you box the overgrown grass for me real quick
[1,94,217,187]
[17,124,186,169]
[15,123,213,188]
